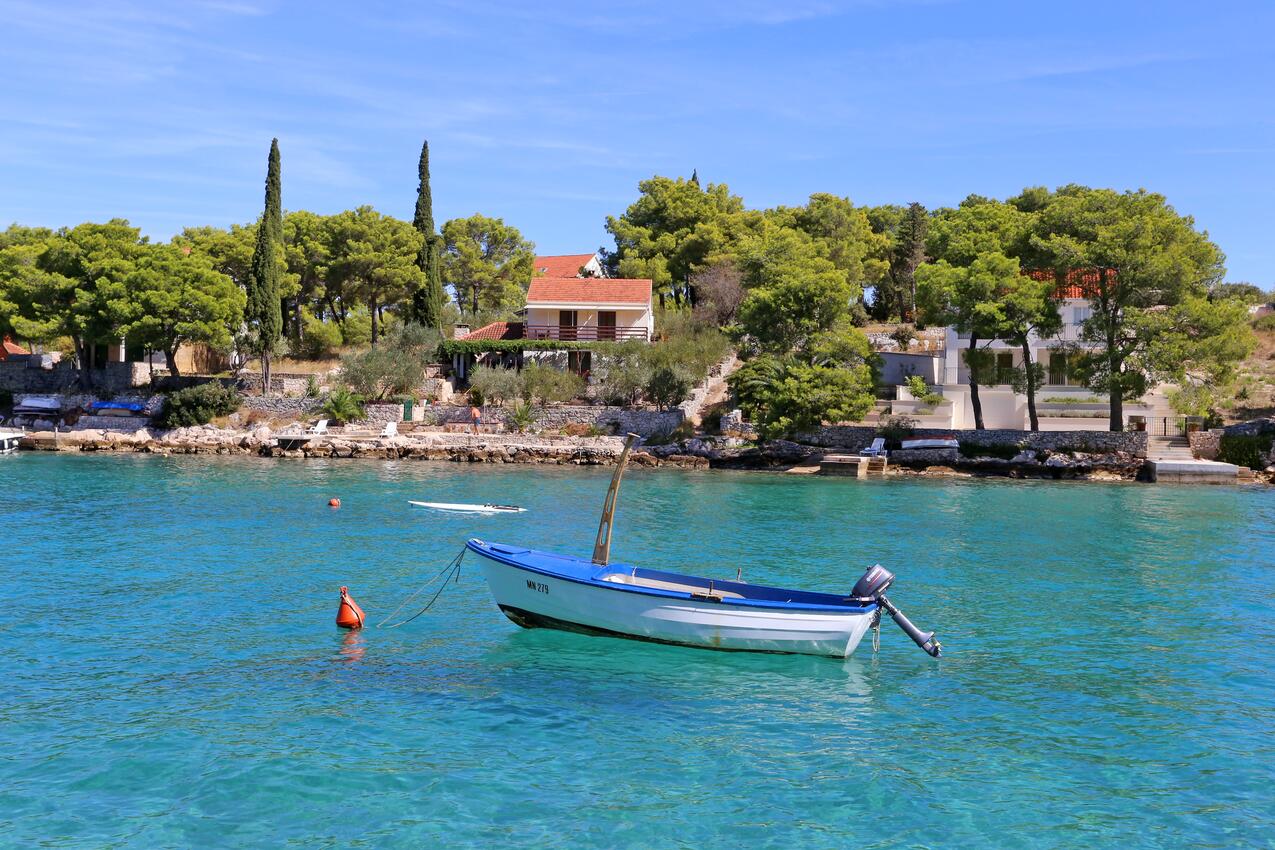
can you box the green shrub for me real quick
[156,382,241,428]
[321,388,365,425]
[1167,384,1218,418]
[596,342,651,406]
[468,366,522,406]
[520,361,584,404]
[1251,313,1275,332]
[1041,395,1105,404]
[905,374,945,406]
[305,375,321,398]
[877,414,917,447]
[508,400,537,433]
[291,308,344,360]
[340,307,373,347]
[1217,433,1273,469]
[646,365,693,410]
[337,322,440,401]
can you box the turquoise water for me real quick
[1,454,1273,848]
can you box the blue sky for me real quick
[2,0,1272,284]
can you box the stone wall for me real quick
[0,360,153,395]
[1190,429,1221,460]
[362,402,403,425]
[237,373,321,398]
[430,403,684,438]
[793,425,1147,456]
[239,396,322,418]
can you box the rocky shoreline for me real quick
[10,424,1178,480]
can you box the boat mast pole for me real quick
[593,433,641,566]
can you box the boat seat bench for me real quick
[600,573,744,599]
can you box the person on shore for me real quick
[470,403,482,434]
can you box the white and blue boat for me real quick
[466,435,941,659]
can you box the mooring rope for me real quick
[377,547,467,629]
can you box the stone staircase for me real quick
[1147,435,1195,461]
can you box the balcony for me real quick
[525,324,649,342]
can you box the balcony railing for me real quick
[525,325,649,342]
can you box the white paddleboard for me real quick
[408,500,526,514]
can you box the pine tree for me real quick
[892,202,928,321]
[411,140,445,330]
[247,138,283,394]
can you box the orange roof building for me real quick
[1,335,31,361]
[534,253,603,278]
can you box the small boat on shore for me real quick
[466,435,941,659]
[0,428,23,455]
[411,501,525,514]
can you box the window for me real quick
[1072,305,1092,325]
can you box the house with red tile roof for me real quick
[1,335,31,361]
[534,253,603,279]
[461,277,654,345]
[455,276,654,380]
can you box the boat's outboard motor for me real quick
[852,565,942,658]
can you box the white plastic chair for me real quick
[860,437,887,458]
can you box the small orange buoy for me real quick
[328,498,341,508]
[336,586,366,629]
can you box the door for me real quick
[1048,351,1068,386]
[995,352,1014,384]
[598,310,616,341]
[558,310,577,341]
[568,351,592,378]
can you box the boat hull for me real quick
[476,556,875,658]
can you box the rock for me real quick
[1045,455,1071,468]
[1010,450,1037,464]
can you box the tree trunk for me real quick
[967,333,984,430]
[261,351,271,397]
[1021,338,1039,431]
[165,348,182,379]
[370,295,380,346]
[1107,318,1121,431]
[294,298,304,340]
[74,335,94,389]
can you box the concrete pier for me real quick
[1146,459,1239,484]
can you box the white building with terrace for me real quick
[897,269,1156,432]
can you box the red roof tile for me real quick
[1,336,30,359]
[534,254,597,277]
[527,277,651,306]
[1025,268,1115,300]
[460,321,525,341]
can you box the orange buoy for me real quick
[328,498,341,508]
[336,585,366,629]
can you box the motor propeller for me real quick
[851,565,942,658]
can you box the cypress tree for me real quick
[411,140,445,330]
[248,138,283,393]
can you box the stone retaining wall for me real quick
[239,396,322,417]
[1189,429,1221,460]
[796,425,1147,456]
[0,360,154,394]
[430,404,684,438]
